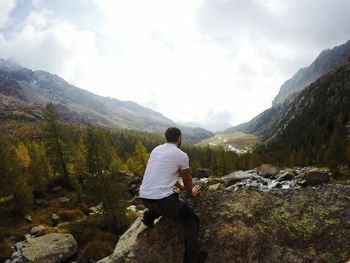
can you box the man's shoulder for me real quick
[174,147,188,158]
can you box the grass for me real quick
[197,132,260,151]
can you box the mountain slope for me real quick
[0,59,213,143]
[263,59,350,159]
[225,39,350,140]
[273,40,350,106]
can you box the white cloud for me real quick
[1,0,350,132]
[0,0,17,28]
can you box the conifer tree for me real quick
[84,125,128,230]
[43,102,74,190]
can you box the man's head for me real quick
[165,127,182,147]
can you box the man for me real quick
[139,127,207,263]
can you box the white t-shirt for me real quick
[139,143,189,199]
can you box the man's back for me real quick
[139,143,189,199]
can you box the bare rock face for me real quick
[98,185,350,263]
[9,233,78,263]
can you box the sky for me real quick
[1,0,350,132]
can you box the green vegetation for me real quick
[252,62,350,173]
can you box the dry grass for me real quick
[197,132,260,150]
[82,240,114,261]
[57,209,85,222]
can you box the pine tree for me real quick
[325,123,347,172]
[84,125,128,230]
[126,141,149,177]
[43,102,74,190]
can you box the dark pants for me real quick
[141,193,200,263]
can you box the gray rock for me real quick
[96,216,147,263]
[257,164,279,178]
[29,225,48,236]
[221,171,258,186]
[20,233,77,263]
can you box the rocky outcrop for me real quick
[8,233,78,263]
[98,184,350,263]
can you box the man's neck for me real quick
[165,142,177,146]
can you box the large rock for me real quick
[221,171,258,186]
[11,233,78,263]
[257,164,279,178]
[97,186,350,263]
[304,168,331,185]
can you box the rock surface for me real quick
[99,183,350,263]
[303,168,331,185]
[9,233,78,263]
[257,164,279,178]
[220,170,258,186]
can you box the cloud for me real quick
[1,0,350,132]
[0,0,17,28]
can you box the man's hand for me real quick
[192,185,201,197]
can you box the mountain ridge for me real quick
[0,59,213,143]
[224,39,350,141]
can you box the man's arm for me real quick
[179,168,201,197]
[175,180,185,190]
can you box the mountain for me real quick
[225,39,350,141]
[273,40,350,106]
[261,59,350,161]
[0,59,213,143]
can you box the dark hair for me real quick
[165,127,181,142]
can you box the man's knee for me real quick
[178,204,199,225]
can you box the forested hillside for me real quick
[253,60,350,170]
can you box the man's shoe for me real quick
[141,217,154,228]
[197,250,208,263]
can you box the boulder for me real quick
[257,164,279,178]
[97,186,350,263]
[221,171,258,186]
[18,233,77,263]
[194,168,213,178]
[29,225,48,236]
[276,171,295,181]
[304,168,331,185]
